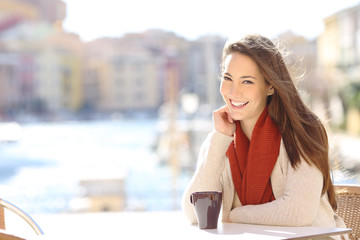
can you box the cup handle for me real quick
[190,194,193,204]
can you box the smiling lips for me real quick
[230,99,249,109]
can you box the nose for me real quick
[229,82,243,98]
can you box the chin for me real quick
[229,112,244,121]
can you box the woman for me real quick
[181,34,345,229]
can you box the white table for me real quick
[197,221,350,239]
[6,211,352,240]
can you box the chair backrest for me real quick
[0,202,25,240]
[0,206,5,230]
[334,184,360,240]
[0,198,43,237]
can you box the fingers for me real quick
[213,105,236,137]
[227,109,234,123]
[215,105,233,123]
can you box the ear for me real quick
[267,86,274,96]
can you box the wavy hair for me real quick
[220,34,337,210]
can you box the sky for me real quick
[62,0,360,42]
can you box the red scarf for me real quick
[226,107,281,205]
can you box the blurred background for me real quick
[0,0,359,225]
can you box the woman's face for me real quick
[220,52,273,124]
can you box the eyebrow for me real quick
[224,72,257,80]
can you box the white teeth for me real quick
[231,100,248,107]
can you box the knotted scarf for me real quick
[226,106,281,205]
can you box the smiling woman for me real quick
[181,34,347,239]
[220,53,274,139]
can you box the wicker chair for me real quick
[334,184,360,240]
[0,198,43,239]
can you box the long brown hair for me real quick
[221,34,337,210]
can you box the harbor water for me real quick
[0,119,191,214]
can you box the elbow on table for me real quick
[285,216,314,227]
[275,193,319,226]
[229,196,319,226]
[282,207,317,227]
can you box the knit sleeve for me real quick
[181,130,233,224]
[229,158,323,226]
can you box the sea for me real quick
[0,119,192,214]
[0,119,359,215]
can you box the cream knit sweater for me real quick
[181,131,346,229]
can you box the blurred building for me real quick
[83,30,190,116]
[318,3,360,134]
[0,0,38,117]
[276,32,329,119]
[3,0,357,127]
[18,0,66,24]
[36,30,84,114]
[0,0,267,121]
[0,0,82,120]
[186,36,226,113]
[83,37,160,114]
